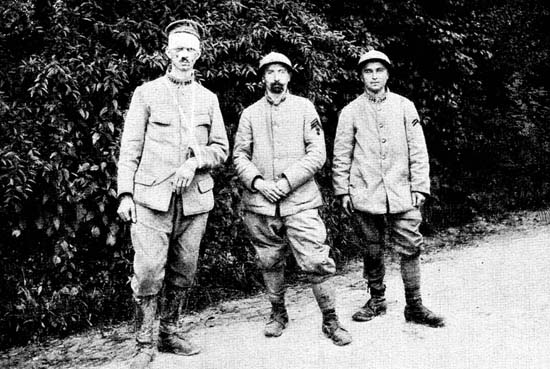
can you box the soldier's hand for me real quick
[117,195,137,223]
[275,178,292,197]
[340,195,354,216]
[255,179,286,203]
[412,191,426,208]
[173,158,198,195]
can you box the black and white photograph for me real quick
[1,1,549,368]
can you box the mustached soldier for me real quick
[233,52,352,346]
[117,19,229,368]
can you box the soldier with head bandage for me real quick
[116,19,228,368]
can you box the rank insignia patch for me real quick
[310,118,322,135]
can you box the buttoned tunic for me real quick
[233,93,325,216]
[332,91,430,214]
[117,76,229,215]
[117,75,228,296]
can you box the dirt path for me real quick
[3,214,550,369]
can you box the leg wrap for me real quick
[159,285,188,335]
[401,253,422,306]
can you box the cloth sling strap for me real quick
[401,97,413,186]
[164,78,202,167]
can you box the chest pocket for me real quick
[148,112,175,142]
[194,113,211,145]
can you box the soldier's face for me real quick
[166,42,201,72]
[361,61,389,93]
[263,64,291,94]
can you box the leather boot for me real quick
[128,295,157,369]
[321,310,352,346]
[264,302,289,337]
[352,285,387,322]
[158,286,201,355]
[262,270,288,337]
[354,242,387,321]
[401,254,445,328]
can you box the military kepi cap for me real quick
[165,19,204,39]
[357,50,392,69]
[259,52,293,72]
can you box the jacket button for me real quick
[381,138,387,143]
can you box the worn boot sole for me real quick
[158,345,201,356]
[352,299,387,322]
[352,306,387,322]
[158,335,201,356]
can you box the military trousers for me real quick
[130,194,208,297]
[243,208,336,280]
[353,208,423,290]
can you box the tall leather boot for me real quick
[262,270,288,337]
[353,249,387,321]
[158,285,201,355]
[312,279,352,346]
[401,254,445,327]
[128,295,157,369]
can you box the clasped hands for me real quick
[255,178,291,203]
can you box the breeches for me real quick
[243,208,336,278]
[353,208,424,258]
[130,195,208,297]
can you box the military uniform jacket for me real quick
[117,75,229,214]
[233,93,325,217]
[332,91,430,214]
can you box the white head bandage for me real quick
[167,32,200,51]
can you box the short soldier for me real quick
[117,19,229,368]
[233,52,352,346]
[332,50,445,328]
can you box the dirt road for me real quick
[98,221,550,369]
[3,216,549,369]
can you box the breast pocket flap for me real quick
[197,176,214,193]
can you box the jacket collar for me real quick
[364,88,389,103]
[265,90,289,106]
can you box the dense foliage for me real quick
[0,0,548,347]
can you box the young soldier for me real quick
[117,19,229,368]
[332,50,445,328]
[233,52,352,346]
